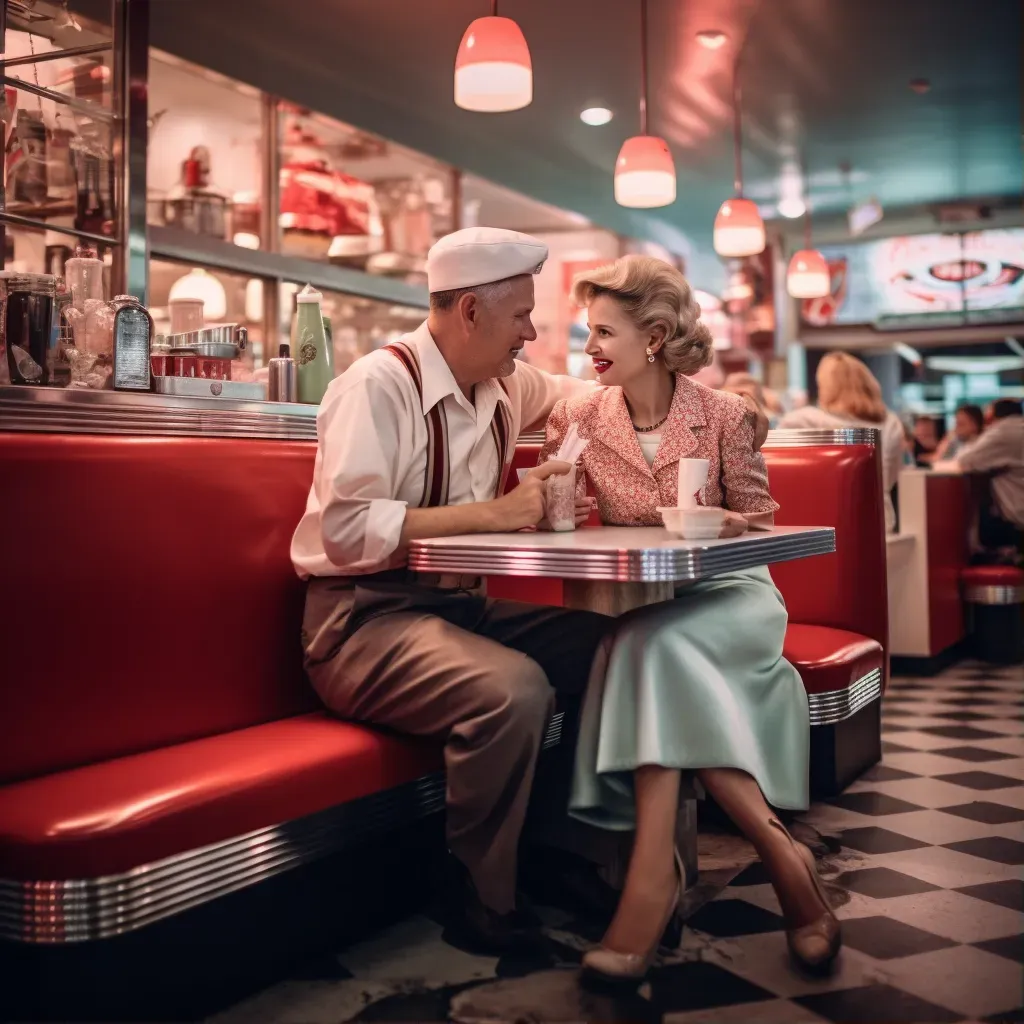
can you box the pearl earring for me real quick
[646,347,656,363]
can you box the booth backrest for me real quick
[498,438,889,659]
[764,442,888,654]
[0,433,318,785]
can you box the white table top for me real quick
[408,525,835,583]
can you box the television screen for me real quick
[801,228,1024,330]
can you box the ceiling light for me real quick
[696,30,727,50]
[580,106,613,126]
[777,197,806,219]
[714,59,764,257]
[615,135,676,208]
[714,198,765,258]
[616,0,676,209]
[454,10,532,113]
[786,249,830,299]
[168,268,227,321]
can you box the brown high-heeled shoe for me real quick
[769,818,841,971]
[581,848,685,986]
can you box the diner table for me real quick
[410,522,835,890]
[409,524,836,615]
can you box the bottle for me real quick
[293,283,334,404]
[110,295,152,392]
[268,342,298,403]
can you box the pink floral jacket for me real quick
[540,374,779,526]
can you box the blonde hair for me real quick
[815,351,887,423]
[571,255,713,375]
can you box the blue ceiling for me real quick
[148,0,1022,282]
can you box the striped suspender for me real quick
[384,342,512,506]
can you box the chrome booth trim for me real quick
[765,427,880,447]
[807,669,883,726]
[0,713,565,945]
[963,584,1024,605]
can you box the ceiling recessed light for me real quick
[777,197,806,219]
[580,106,613,126]
[696,30,727,50]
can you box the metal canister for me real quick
[268,342,298,403]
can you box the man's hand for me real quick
[719,510,749,538]
[490,461,572,532]
[742,393,770,450]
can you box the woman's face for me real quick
[954,410,981,440]
[583,294,661,388]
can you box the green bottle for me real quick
[293,283,334,404]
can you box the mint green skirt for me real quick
[570,566,809,831]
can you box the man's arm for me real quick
[514,360,769,448]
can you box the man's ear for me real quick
[458,291,480,327]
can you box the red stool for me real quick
[961,565,1024,664]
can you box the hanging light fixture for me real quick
[615,0,676,208]
[787,194,830,298]
[713,58,765,257]
[454,1,532,112]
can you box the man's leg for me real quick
[305,605,556,916]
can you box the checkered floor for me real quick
[209,660,1024,1024]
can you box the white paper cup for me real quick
[677,458,710,508]
[657,505,725,539]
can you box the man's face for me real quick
[464,275,538,381]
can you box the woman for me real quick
[777,352,905,533]
[541,256,839,984]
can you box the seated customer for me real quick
[542,255,839,985]
[936,398,1023,557]
[777,352,904,533]
[924,404,983,463]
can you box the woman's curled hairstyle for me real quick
[571,254,714,375]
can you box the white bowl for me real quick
[657,506,726,540]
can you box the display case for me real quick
[1,0,146,297]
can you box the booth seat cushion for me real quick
[0,713,442,880]
[784,623,884,696]
[961,565,1024,588]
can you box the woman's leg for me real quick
[600,765,681,954]
[697,767,826,926]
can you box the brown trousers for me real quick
[302,574,610,913]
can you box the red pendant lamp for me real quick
[787,202,830,298]
[615,0,676,208]
[455,1,532,113]
[713,60,765,257]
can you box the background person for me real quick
[777,351,905,533]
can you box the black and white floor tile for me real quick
[208,661,1024,1024]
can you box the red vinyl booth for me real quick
[0,426,885,946]
[498,431,888,797]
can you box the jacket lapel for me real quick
[590,387,654,477]
[650,375,706,476]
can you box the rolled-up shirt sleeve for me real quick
[314,375,410,571]
[514,360,595,432]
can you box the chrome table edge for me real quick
[807,669,883,726]
[0,713,565,945]
[518,428,879,448]
[412,529,836,582]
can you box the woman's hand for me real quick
[719,511,749,538]
[575,496,597,527]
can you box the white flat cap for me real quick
[426,227,548,293]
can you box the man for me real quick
[291,228,769,951]
[938,398,1023,554]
